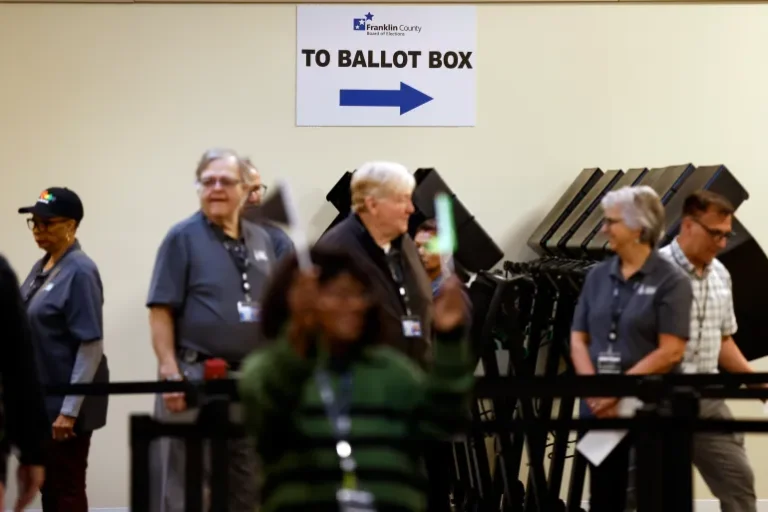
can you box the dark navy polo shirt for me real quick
[146,211,275,363]
[572,251,693,373]
[20,242,109,432]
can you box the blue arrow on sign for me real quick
[339,82,433,115]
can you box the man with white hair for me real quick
[318,161,434,364]
[318,161,452,510]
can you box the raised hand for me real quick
[433,276,467,332]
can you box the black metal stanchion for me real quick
[204,398,233,512]
[634,403,664,512]
[130,415,152,512]
[661,387,698,512]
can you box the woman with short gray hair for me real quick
[569,185,693,511]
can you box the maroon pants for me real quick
[41,432,92,512]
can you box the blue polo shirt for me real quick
[20,241,109,432]
[572,251,692,418]
[572,251,692,372]
[146,212,276,363]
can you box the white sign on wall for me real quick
[296,5,477,127]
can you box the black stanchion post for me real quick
[206,398,232,512]
[634,404,664,512]
[130,415,153,512]
[661,387,698,512]
[185,435,204,512]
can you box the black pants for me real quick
[588,436,632,512]
[424,441,454,512]
[42,432,92,512]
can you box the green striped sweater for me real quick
[237,327,474,512]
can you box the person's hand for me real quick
[286,268,319,356]
[52,415,76,442]
[14,464,44,512]
[747,382,768,403]
[433,276,466,332]
[159,362,186,413]
[587,397,620,418]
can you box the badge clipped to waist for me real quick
[337,488,377,512]
[237,300,260,323]
[597,346,622,375]
[401,315,423,338]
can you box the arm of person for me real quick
[60,270,104,418]
[237,332,314,460]
[146,229,189,379]
[0,256,48,467]
[416,325,475,439]
[715,270,758,379]
[719,336,752,374]
[570,268,597,376]
[626,273,692,375]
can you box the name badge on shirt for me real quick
[597,349,622,375]
[237,301,260,323]
[337,489,377,512]
[401,315,423,338]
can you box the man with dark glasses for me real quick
[659,190,757,512]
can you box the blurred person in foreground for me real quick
[413,218,473,510]
[0,254,48,511]
[659,190,757,511]
[18,188,109,512]
[238,246,474,512]
[240,158,294,261]
[146,148,275,512]
[570,185,692,511]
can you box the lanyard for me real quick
[384,251,413,317]
[209,220,253,303]
[671,252,709,358]
[222,239,252,303]
[608,278,641,344]
[315,370,359,490]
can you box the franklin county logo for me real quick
[353,12,374,31]
[352,11,422,36]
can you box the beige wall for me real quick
[2,2,768,507]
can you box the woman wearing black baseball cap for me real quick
[17,187,110,512]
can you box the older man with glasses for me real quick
[659,190,758,512]
[240,158,294,260]
[146,148,276,512]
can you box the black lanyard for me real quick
[315,370,360,490]
[210,221,253,303]
[608,278,641,343]
[222,239,252,302]
[672,252,709,355]
[384,250,413,317]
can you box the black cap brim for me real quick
[18,205,55,218]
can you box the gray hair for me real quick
[601,185,666,247]
[351,161,416,213]
[194,148,249,183]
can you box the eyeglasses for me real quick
[692,217,735,242]
[602,217,623,226]
[198,176,242,189]
[27,218,68,231]
[251,184,268,195]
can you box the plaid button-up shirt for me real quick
[658,238,737,373]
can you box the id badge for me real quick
[336,488,377,512]
[237,301,260,323]
[401,316,423,338]
[597,349,622,375]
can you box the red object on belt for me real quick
[204,358,229,380]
